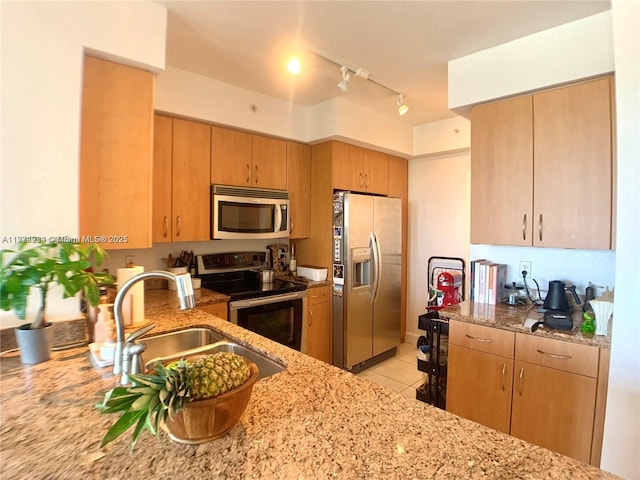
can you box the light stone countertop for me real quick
[439,301,611,349]
[0,291,619,479]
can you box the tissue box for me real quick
[297,266,328,282]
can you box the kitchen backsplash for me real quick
[101,239,284,274]
[469,244,616,299]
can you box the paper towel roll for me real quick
[116,266,144,326]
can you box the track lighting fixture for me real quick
[309,50,409,116]
[397,94,409,116]
[337,65,350,92]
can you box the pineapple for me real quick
[96,352,251,450]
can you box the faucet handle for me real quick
[125,323,156,344]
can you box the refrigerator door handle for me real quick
[370,231,381,303]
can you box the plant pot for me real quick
[14,322,54,364]
[163,361,259,444]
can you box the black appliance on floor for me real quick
[196,252,307,351]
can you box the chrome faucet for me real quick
[112,270,196,384]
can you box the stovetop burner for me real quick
[196,251,306,301]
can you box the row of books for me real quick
[469,259,508,305]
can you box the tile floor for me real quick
[356,342,423,400]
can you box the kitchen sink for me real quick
[139,327,285,380]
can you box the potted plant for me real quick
[0,241,113,364]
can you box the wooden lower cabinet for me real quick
[197,302,228,321]
[510,359,596,464]
[447,320,607,466]
[447,345,513,434]
[306,285,331,363]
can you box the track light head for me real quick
[397,94,409,116]
[337,65,351,92]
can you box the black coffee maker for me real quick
[532,280,581,332]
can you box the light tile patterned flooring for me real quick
[356,342,423,400]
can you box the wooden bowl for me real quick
[163,361,259,444]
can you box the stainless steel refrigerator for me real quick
[331,192,402,371]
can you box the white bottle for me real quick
[94,301,116,345]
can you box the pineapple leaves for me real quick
[100,408,147,448]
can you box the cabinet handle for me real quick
[538,214,543,242]
[308,308,313,327]
[518,367,524,396]
[501,363,506,391]
[246,164,251,184]
[163,216,169,238]
[465,334,492,343]
[522,214,527,241]
[176,216,181,237]
[365,173,369,188]
[536,349,572,360]
[255,165,259,184]
[359,173,364,188]
[290,219,294,234]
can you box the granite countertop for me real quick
[0,292,619,479]
[439,301,611,349]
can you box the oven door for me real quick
[229,291,307,352]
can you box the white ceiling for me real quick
[158,0,611,126]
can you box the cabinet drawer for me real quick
[450,320,515,358]
[308,285,331,305]
[515,333,599,378]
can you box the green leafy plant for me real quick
[0,242,114,329]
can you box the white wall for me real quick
[406,152,470,344]
[600,1,640,477]
[448,11,614,114]
[413,116,470,157]
[0,1,166,239]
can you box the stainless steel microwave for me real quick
[211,185,289,240]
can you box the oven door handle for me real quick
[230,291,306,309]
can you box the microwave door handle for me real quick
[274,204,283,233]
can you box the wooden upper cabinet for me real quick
[152,114,173,242]
[211,126,252,187]
[332,141,363,191]
[286,141,311,239]
[470,95,533,246]
[251,135,287,190]
[79,55,154,250]
[533,77,612,249]
[470,76,613,249]
[388,155,408,199]
[171,118,211,241]
[211,126,286,190]
[331,141,389,194]
[362,149,389,195]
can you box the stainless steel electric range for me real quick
[196,252,307,352]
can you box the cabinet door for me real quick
[286,141,311,239]
[332,141,364,191]
[511,360,597,463]
[197,302,228,321]
[362,149,389,195]
[152,115,173,243]
[470,95,533,246]
[446,344,514,434]
[172,119,211,241]
[79,55,154,249]
[533,77,612,249]
[211,126,252,187]
[251,135,287,190]
[307,299,331,363]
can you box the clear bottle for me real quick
[289,243,297,276]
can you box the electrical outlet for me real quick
[519,261,532,278]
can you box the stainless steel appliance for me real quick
[196,252,307,351]
[332,192,402,372]
[211,185,289,240]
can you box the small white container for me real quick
[297,265,328,282]
[191,278,201,290]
